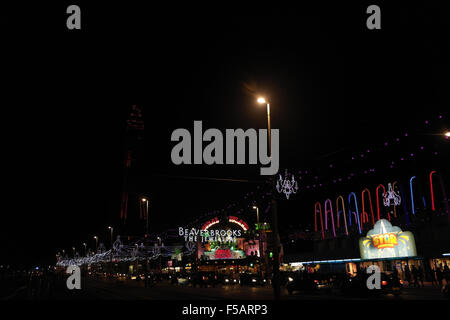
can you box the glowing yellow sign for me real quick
[372,233,398,249]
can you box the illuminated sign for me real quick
[359,219,416,259]
[372,233,398,249]
[201,217,220,231]
[228,216,249,231]
[214,249,232,259]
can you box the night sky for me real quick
[2,2,449,266]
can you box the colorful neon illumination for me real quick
[430,171,437,211]
[214,249,232,259]
[201,217,220,231]
[314,202,324,239]
[371,233,398,249]
[336,196,348,235]
[409,176,416,215]
[228,216,249,231]
[361,188,375,226]
[376,184,388,221]
[348,192,361,234]
[359,219,417,259]
[324,199,336,237]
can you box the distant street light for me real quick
[108,226,114,248]
[445,131,450,137]
[257,97,271,156]
[93,236,98,253]
[256,96,280,299]
[141,197,150,235]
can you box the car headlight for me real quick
[225,279,229,282]
[288,277,294,282]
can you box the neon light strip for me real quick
[410,176,416,215]
[376,184,386,221]
[289,258,362,265]
[202,218,220,231]
[348,192,361,234]
[361,188,375,226]
[324,199,336,237]
[314,202,324,239]
[430,171,437,211]
[336,196,348,236]
[228,217,249,231]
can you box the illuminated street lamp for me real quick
[257,97,271,156]
[256,96,280,299]
[93,236,98,253]
[83,243,87,255]
[141,197,150,235]
[252,206,260,226]
[108,226,114,248]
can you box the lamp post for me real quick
[257,97,281,299]
[141,197,149,235]
[257,97,271,156]
[108,226,114,248]
[93,236,98,253]
[253,205,263,277]
[83,243,87,256]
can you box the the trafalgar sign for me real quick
[359,219,417,259]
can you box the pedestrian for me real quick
[404,265,411,287]
[429,266,437,287]
[411,265,418,288]
[443,263,450,285]
[417,266,424,288]
[436,266,443,287]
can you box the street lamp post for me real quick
[257,97,281,299]
[253,205,263,277]
[141,197,149,235]
[93,236,98,253]
[83,243,87,256]
[108,227,114,248]
[257,97,271,156]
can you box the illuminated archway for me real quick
[429,170,450,219]
[314,202,324,239]
[361,188,375,227]
[348,192,362,234]
[430,171,437,212]
[409,176,416,215]
[324,199,336,237]
[336,195,349,236]
[376,184,388,221]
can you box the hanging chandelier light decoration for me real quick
[383,183,401,207]
[276,169,299,200]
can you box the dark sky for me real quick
[1,2,449,266]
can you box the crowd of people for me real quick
[402,263,450,288]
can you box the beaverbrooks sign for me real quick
[179,227,243,243]
[179,216,248,243]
